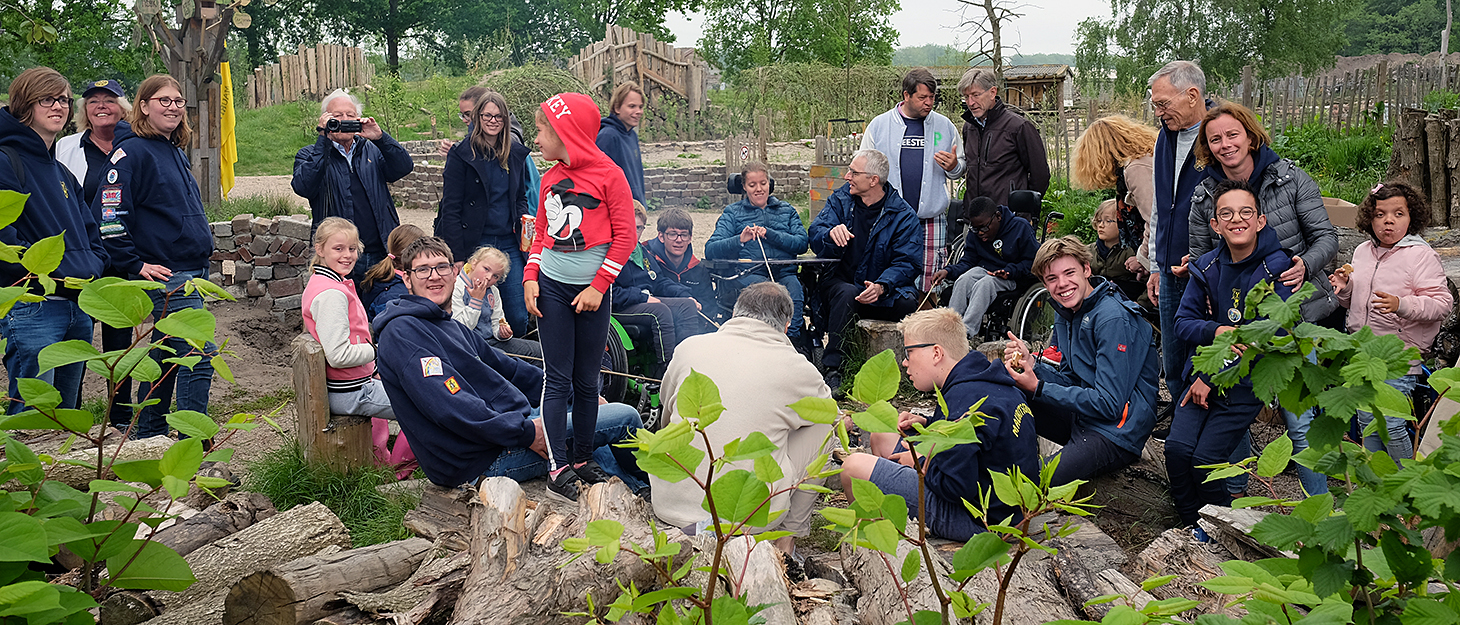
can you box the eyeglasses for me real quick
[1148,94,1179,113]
[148,97,187,108]
[479,113,505,123]
[459,111,471,122]
[969,216,999,234]
[39,96,74,108]
[635,224,646,233]
[847,169,873,178]
[903,343,936,353]
[663,231,691,241]
[1215,207,1258,222]
[408,263,455,279]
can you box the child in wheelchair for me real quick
[929,196,1039,341]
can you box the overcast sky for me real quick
[664,0,1111,55]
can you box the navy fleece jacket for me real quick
[923,350,1040,528]
[705,196,809,279]
[1175,225,1294,382]
[292,131,413,251]
[808,182,923,306]
[373,294,545,487]
[1031,277,1159,455]
[94,124,212,275]
[436,139,531,262]
[596,114,645,202]
[0,107,108,292]
[942,205,1039,282]
[1151,99,1216,268]
[641,237,715,306]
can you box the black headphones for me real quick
[727,172,776,195]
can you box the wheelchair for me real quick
[601,315,666,431]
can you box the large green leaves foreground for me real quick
[0,189,258,623]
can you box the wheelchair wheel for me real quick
[601,325,629,405]
[1013,286,1058,354]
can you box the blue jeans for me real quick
[1158,268,1189,386]
[349,251,388,285]
[101,321,136,429]
[1282,406,1330,495]
[136,269,216,438]
[481,403,648,492]
[1356,375,1418,461]
[1,299,93,414]
[478,234,529,337]
[738,273,804,338]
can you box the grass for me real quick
[234,99,319,176]
[245,440,417,547]
[206,194,300,223]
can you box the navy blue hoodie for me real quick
[942,205,1039,283]
[94,123,212,275]
[596,114,645,203]
[0,107,109,293]
[640,237,714,306]
[1175,225,1294,382]
[923,350,1040,530]
[1032,277,1159,455]
[373,294,545,487]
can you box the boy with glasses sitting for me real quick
[929,196,1038,340]
[642,207,716,313]
[611,204,711,383]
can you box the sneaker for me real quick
[1190,525,1213,544]
[576,460,611,485]
[547,468,583,503]
[824,371,844,398]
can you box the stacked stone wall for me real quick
[208,213,314,314]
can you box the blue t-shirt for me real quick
[900,113,925,213]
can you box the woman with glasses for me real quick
[436,90,533,337]
[0,67,109,414]
[94,74,217,439]
[1071,115,1158,277]
[1183,100,1338,498]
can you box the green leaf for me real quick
[1250,353,1301,404]
[1343,487,1396,533]
[1380,529,1432,587]
[0,512,49,562]
[0,408,91,432]
[1199,575,1256,595]
[859,518,898,553]
[166,410,219,440]
[704,470,770,527]
[1099,605,1147,625]
[1427,367,1460,398]
[1340,352,1390,386]
[950,532,1011,581]
[1305,555,1351,598]
[153,307,216,345]
[106,540,196,591]
[1140,574,1179,592]
[1312,386,1373,447]
[722,432,776,462]
[4,438,44,485]
[211,355,234,384]
[0,190,27,230]
[752,454,783,484]
[675,370,725,428]
[1311,514,1356,551]
[0,581,61,617]
[1291,493,1334,525]
[1248,514,1314,551]
[1401,598,1459,625]
[851,350,900,404]
[949,591,984,619]
[64,521,139,561]
[110,459,164,488]
[586,519,623,564]
[1255,435,1293,478]
[882,491,908,536]
[1409,472,1460,518]
[37,340,104,374]
[900,549,921,582]
[1373,382,1414,419]
[908,610,942,625]
[39,517,109,546]
[819,507,856,528]
[20,232,65,279]
[17,378,61,411]
[849,479,885,515]
[852,401,899,434]
[789,396,839,425]
[634,445,705,483]
[79,278,155,329]
[159,438,204,482]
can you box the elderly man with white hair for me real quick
[808,148,924,392]
[292,88,415,279]
[958,67,1049,212]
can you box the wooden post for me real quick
[1393,108,1430,195]
[1241,65,1254,110]
[1377,61,1390,125]
[292,334,373,469]
[1428,114,1450,226]
[1448,117,1460,228]
[756,115,769,162]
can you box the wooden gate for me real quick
[567,26,708,112]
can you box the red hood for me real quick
[541,93,609,170]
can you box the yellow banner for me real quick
[220,54,237,200]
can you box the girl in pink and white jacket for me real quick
[303,217,415,475]
[1331,181,1453,459]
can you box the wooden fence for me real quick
[567,26,707,113]
[246,44,375,108]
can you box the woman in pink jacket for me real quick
[1331,181,1453,459]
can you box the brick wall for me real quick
[381,139,814,212]
[208,213,314,314]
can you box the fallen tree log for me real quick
[400,483,472,551]
[1199,504,1290,560]
[450,477,688,624]
[335,543,467,616]
[223,537,432,625]
[722,535,794,624]
[138,501,353,625]
[22,435,175,490]
[1051,521,1148,619]
[841,541,952,625]
[153,492,277,558]
[962,553,1080,625]
[1131,527,1243,619]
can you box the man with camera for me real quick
[293,88,414,279]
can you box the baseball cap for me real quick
[83,79,125,99]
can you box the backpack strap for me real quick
[0,146,24,191]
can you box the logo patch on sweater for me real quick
[106,168,118,184]
[1012,403,1031,435]
[1118,344,1127,352]
[109,148,126,164]
[420,356,443,377]
[101,186,121,208]
[444,376,461,394]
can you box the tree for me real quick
[1340,0,1446,56]
[699,0,899,76]
[229,0,321,72]
[957,0,1025,80]
[1073,0,1355,96]
[0,0,153,89]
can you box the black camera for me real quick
[321,118,363,134]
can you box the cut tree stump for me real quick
[401,483,473,551]
[450,477,687,624]
[153,492,277,558]
[222,537,432,625]
[293,334,372,470]
[140,501,353,625]
[962,552,1080,624]
[856,320,905,363]
[1131,527,1243,619]
[722,535,794,624]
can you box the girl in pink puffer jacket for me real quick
[1331,181,1453,459]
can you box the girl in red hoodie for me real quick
[523,93,637,502]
